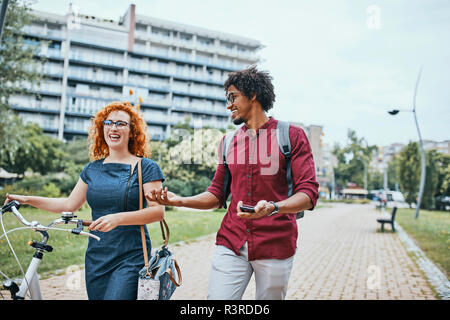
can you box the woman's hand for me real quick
[145,187,182,207]
[3,193,28,206]
[89,214,120,232]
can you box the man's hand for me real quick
[145,187,182,207]
[237,200,275,220]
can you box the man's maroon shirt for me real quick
[207,117,319,261]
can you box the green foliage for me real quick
[163,176,212,197]
[8,123,67,175]
[36,182,61,198]
[0,174,63,203]
[435,153,450,196]
[62,138,90,165]
[0,0,43,105]
[367,170,383,190]
[398,142,421,206]
[163,178,193,197]
[387,154,400,190]
[152,127,224,196]
[422,149,439,209]
[0,110,28,171]
[396,208,450,278]
[332,129,377,189]
[0,0,46,171]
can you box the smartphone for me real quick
[240,204,255,213]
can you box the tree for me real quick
[9,123,67,175]
[397,142,421,207]
[0,0,45,170]
[150,125,225,196]
[387,154,400,190]
[0,110,28,172]
[0,0,43,106]
[421,149,439,209]
[332,129,377,190]
[62,138,90,165]
[435,152,450,197]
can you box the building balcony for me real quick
[23,25,64,40]
[70,50,126,69]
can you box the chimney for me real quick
[128,4,136,51]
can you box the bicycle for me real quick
[0,200,99,300]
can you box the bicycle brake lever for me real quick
[71,220,84,235]
[1,200,20,213]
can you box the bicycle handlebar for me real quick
[1,201,100,241]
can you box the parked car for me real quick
[385,191,409,208]
[368,190,409,208]
[435,195,450,211]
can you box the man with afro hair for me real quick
[147,66,318,300]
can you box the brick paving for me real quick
[9,203,437,300]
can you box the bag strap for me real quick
[221,130,238,209]
[160,218,170,248]
[138,159,171,262]
[138,159,150,272]
[276,121,293,195]
[166,259,183,287]
[276,121,304,219]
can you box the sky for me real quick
[29,0,450,148]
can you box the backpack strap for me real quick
[276,121,293,196]
[276,121,304,219]
[221,130,238,209]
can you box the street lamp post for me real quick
[388,68,425,219]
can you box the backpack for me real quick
[221,120,304,219]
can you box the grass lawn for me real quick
[0,206,225,280]
[395,208,450,278]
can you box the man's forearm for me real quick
[179,191,221,210]
[277,192,313,214]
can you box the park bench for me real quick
[377,207,397,232]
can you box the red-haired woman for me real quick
[4,101,165,299]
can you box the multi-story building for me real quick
[423,140,450,155]
[370,139,450,173]
[290,122,325,175]
[11,4,261,141]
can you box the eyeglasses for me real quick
[102,120,129,129]
[226,91,239,105]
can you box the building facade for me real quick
[11,4,261,141]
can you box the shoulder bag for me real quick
[136,159,182,300]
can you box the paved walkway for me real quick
[19,203,439,299]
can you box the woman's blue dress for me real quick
[80,157,164,300]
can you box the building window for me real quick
[152,27,170,38]
[197,36,214,46]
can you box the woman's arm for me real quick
[4,178,87,213]
[89,180,165,232]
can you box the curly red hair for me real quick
[88,101,151,160]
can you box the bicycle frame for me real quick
[18,255,43,299]
[14,229,52,299]
[1,201,97,300]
